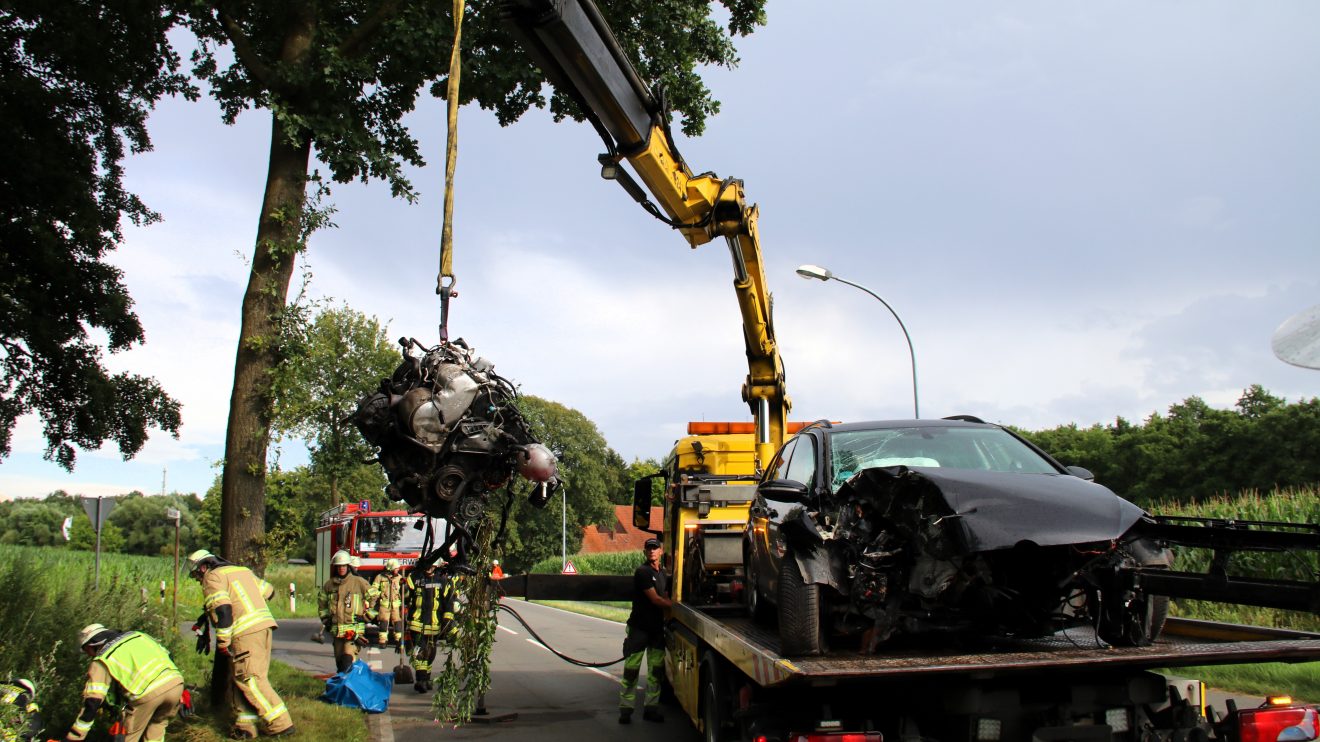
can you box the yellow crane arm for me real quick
[503,0,790,466]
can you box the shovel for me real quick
[393,577,415,684]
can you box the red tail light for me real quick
[1237,706,1319,742]
[786,728,881,734]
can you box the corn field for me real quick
[1152,485,1320,631]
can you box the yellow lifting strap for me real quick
[437,0,464,342]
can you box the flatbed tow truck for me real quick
[488,1,1320,738]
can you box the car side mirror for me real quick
[1066,465,1095,481]
[632,478,655,528]
[758,478,810,503]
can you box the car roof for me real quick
[814,418,999,434]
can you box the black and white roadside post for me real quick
[166,506,182,627]
[80,496,116,590]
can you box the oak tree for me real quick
[0,0,189,468]
[178,0,767,570]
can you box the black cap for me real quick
[644,538,661,549]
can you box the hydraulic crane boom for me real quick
[501,0,790,467]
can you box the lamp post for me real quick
[796,264,920,419]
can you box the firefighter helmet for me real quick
[9,678,34,696]
[350,556,362,569]
[187,549,217,577]
[331,550,352,567]
[385,558,401,571]
[77,623,109,647]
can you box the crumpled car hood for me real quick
[842,466,1147,552]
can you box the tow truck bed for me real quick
[676,604,1320,688]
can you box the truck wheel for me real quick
[778,557,826,656]
[702,673,729,742]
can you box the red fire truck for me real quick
[314,502,448,585]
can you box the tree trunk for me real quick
[220,112,313,573]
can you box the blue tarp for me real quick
[320,660,394,713]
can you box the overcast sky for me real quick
[3,1,1318,501]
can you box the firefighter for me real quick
[319,550,375,673]
[1,678,42,742]
[60,624,183,742]
[371,558,406,647]
[187,549,295,738]
[405,559,460,693]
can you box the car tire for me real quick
[1098,587,1169,647]
[778,556,826,656]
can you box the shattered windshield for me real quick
[353,516,441,552]
[829,426,1059,492]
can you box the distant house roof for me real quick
[579,505,662,554]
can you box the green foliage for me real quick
[434,524,499,725]
[530,550,640,576]
[105,491,204,556]
[495,396,624,572]
[0,0,190,469]
[67,516,126,553]
[0,545,191,737]
[624,457,665,505]
[1021,386,1320,506]
[269,303,399,506]
[1153,485,1320,632]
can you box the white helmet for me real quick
[187,549,217,577]
[350,556,362,569]
[331,550,352,567]
[385,558,401,571]
[9,678,34,697]
[78,623,109,647]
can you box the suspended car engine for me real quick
[352,337,559,563]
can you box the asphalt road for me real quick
[271,601,697,742]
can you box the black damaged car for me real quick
[744,417,1173,656]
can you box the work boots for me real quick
[413,671,432,693]
[618,708,633,724]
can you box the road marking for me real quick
[497,624,519,636]
[523,638,618,682]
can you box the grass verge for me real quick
[527,600,628,623]
[170,659,367,742]
[1166,663,1320,705]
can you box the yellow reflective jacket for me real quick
[406,571,459,637]
[201,565,277,648]
[319,574,374,637]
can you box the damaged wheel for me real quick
[777,556,826,656]
[1099,589,1169,647]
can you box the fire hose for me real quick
[495,603,624,669]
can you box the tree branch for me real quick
[338,0,404,59]
[214,2,277,89]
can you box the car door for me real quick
[749,437,796,600]
[763,434,819,599]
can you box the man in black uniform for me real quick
[618,537,671,724]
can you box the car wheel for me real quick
[1098,586,1169,647]
[777,556,826,656]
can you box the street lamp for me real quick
[796,264,920,419]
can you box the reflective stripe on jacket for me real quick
[87,632,183,703]
[202,565,277,644]
[406,573,459,636]
[319,575,374,637]
[371,572,405,612]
